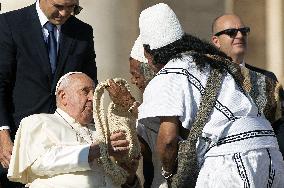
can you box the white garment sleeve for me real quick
[31,144,91,176]
[138,68,196,129]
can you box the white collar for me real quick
[55,108,95,144]
[55,108,77,124]
[239,60,246,67]
[55,108,95,127]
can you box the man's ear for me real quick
[211,35,221,49]
[58,90,67,106]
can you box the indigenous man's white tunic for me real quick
[138,54,284,188]
[8,108,118,188]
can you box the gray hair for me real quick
[55,71,83,95]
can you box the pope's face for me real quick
[64,74,94,125]
[40,0,78,25]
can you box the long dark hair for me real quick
[144,33,231,70]
[143,33,246,93]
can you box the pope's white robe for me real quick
[8,108,119,188]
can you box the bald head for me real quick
[211,14,249,64]
[212,14,245,35]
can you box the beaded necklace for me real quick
[56,110,94,144]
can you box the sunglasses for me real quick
[214,27,250,37]
[73,5,83,15]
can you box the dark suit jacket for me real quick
[0,4,98,135]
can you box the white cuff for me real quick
[0,126,10,131]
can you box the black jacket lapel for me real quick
[51,19,75,91]
[27,4,53,84]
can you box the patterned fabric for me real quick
[195,148,284,188]
[241,67,282,124]
[203,54,282,124]
[171,68,224,187]
[138,52,281,187]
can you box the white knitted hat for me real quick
[139,3,184,50]
[130,35,148,63]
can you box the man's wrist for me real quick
[0,129,11,139]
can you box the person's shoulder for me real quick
[0,4,34,19]
[245,63,278,81]
[166,53,195,69]
[0,4,35,28]
[64,16,93,30]
[61,16,93,39]
[19,113,56,135]
[21,113,57,124]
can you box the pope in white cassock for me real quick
[7,72,136,188]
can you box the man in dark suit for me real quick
[0,0,97,187]
[211,13,284,159]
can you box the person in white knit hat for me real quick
[129,35,155,93]
[106,35,164,187]
[137,3,284,188]
[130,36,166,188]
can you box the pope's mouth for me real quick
[233,42,246,47]
[84,105,93,111]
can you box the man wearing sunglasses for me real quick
[0,0,97,187]
[212,14,284,159]
[211,13,278,81]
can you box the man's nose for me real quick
[88,91,94,100]
[59,9,71,17]
[236,30,244,38]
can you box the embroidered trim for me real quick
[207,130,275,151]
[233,153,250,188]
[158,67,237,121]
[205,54,247,96]
[266,149,275,188]
[171,68,224,187]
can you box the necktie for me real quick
[45,22,57,74]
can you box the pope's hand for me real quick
[109,131,129,157]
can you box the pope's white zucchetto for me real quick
[139,3,184,50]
[130,35,148,63]
[55,71,83,95]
